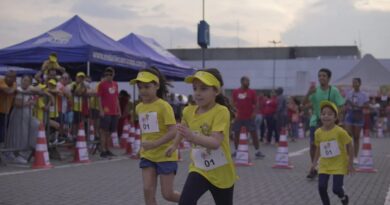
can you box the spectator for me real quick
[117,90,131,137]
[275,87,288,143]
[263,92,278,144]
[287,96,300,142]
[71,72,87,139]
[97,67,120,158]
[5,76,40,163]
[344,78,369,164]
[0,70,17,146]
[304,68,345,179]
[232,76,265,158]
[255,91,266,142]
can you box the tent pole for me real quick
[87,61,90,76]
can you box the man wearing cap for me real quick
[0,70,17,146]
[304,68,345,179]
[232,76,265,158]
[71,72,88,140]
[97,68,120,158]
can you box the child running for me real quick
[312,100,354,205]
[130,67,180,205]
[166,68,236,205]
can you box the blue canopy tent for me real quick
[118,33,195,78]
[0,65,37,76]
[0,15,190,81]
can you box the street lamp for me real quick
[198,0,209,68]
[269,40,281,89]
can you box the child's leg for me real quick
[142,167,158,205]
[160,173,180,202]
[209,183,234,205]
[332,175,345,198]
[179,172,209,205]
[318,174,331,205]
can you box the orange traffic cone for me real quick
[298,122,305,139]
[131,124,141,159]
[356,130,377,173]
[272,128,293,169]
[73,122,91,163]
[110,132,120,148]
[377,121,384,138]
[120,119,130,149]
[235,127,254,166]
[32,123,53,169]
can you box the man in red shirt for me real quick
[232,76,265,158]
[97,67,121,158]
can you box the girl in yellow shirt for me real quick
[166,68,236,205]
[312,101,354,205]
[130,67,180,205]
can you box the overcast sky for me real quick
[0,0,389,58]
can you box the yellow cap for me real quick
[49,55,57,63]
[184,71,221,88]
[320,100,338,116]
[76,72,86,78]
[48,79,57,86]
[130,71,159,85]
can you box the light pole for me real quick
[269,40,281,89]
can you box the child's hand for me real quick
[311,162,318,170]
[177,124,195,142]
[348,164,355,175]
[141,140,157,151]
[165,144,178,157]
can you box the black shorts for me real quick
[73,111,83,124]
[100,115,119,132]
[232,119,256,132]
[90,109,100,119]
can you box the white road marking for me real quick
[0,156,130,177]
[289,147,310,157]
[385,184,390,205]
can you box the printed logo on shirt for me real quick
[238,92,247,100]
[109,87,116,94]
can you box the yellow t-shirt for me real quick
[136,98,177,162]
[71,82,84,112]
[45,88,59,119]
[89,83,100,110]
[182,104,236,189]
[314,125,352,175]
[34,84,47,122]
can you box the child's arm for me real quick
[142,124,177,151]
[346,142,355,174]
[165,127,184,157]
[311,145,320,170]
[177,124,223,150]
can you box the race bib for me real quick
[192,147,227,171]
[320,140,340,158]
[139,112,159,133]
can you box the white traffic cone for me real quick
[131,124,141,159]
[272,128,293,169]
[120,119,130,149]
[32,123,53,169]
[298,122,305,139]
[235,127,254,166]
[73,122,91,163]
[356,130,377,173]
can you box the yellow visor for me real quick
[184,71,221,88]
[320,100,338,116]
[130,71,159,85]
[48,79,57,85]
[76,72,86,78]
[49,55,57,63]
